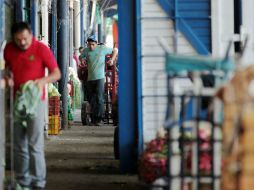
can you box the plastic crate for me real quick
[49,96,60,106]
[49,99,60,104]
[49,102,60,107]
[48,106,60,116]
[49,96,60,101]
[48,115,60,135]
[48,105,60,110]
[48,96,60,116]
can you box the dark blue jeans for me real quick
[82,81,88,101]
[87,79,105,123]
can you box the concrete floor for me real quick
[45,110,141,190]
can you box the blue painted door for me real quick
[157,0,211,55]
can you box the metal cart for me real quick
[0,41,15,190]
[139,51,235,190]
[163,54,234,190]
[104,54,118,124]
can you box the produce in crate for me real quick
[48,83,60,97]
[139,126,212,184]
[139,137,168,183]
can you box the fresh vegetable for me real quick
[68,95,74,121]
[139,127,212,184]
[72,77,81,109]
[48,83,61,97]
[69,67,81,109]
[139,137,168,183]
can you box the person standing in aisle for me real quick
[4,22,61,190]
[78,46,89,101]
[80,35,118,126]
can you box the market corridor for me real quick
[44,110,139,190]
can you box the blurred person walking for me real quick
[80,35,118,126]
[4,22,61,190]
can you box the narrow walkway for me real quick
[45,110,140,190]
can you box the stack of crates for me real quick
[48,96,60,135]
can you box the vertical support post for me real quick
[101,13,106,43]
[69,1,74,66]
[74,0,81,53]
[30,0,38,37]
[16,0,25,21]
[0,83,3,187]
[89,0,97,34]
[80,0,84,46]
[41,0,49,139]
[135,0,143,156]
[67,5,70,68]
[0,2,5,189]
[41,0,49,44]
[234,0,242,52]
[240,0,254,64]
[0,0,4,42]
[51,0,57,58]
[0,71,5,190]
[118,0,138,172]
[98,23,102,43]
[83,0,91,41]
[58,0,69,129]
[173,0,179,53]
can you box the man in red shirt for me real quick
[4,22,61,190]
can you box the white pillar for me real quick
[74,0,81,54]
[84,0,88,36]
[41,0,49,45]
[241,0,254,65]
[211,2,234,190]
[40,0,49,138]
[211,0,234,57]
[89,0,97,33]
[69,0,74,67]
[101,11,105,42]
